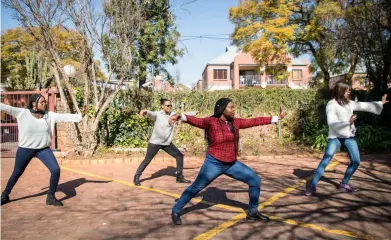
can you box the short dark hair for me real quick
[333,81,351,105]
[160,98,170,105]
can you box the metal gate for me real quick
[1,90,57,157]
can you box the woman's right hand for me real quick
[349,114,357,125]
[139,109,147,116]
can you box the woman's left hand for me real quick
[381,94,389,105]
[82,106,88,117]
[169,113,181,126]
[278,106,287,120]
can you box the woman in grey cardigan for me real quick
[133,99,191,186]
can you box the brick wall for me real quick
[55,96,78,151]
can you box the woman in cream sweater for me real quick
[1,94,83,206]
[305,81,388,196]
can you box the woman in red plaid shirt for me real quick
[170,98,287,225]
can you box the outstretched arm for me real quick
[351,94,388,115]
[237,106,287,129]
[51,112,82,123]
[139,109,158,121]
[169,113,210,129]
[0,103,24,118]
[237,116,274,129]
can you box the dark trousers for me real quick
[135,143,184,176]
[3,147,60,195]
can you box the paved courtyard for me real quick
[1,152,391,239]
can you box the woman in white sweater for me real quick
[305,81,388,196]
[1,94,83,206]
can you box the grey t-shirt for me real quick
[147,110,176,146]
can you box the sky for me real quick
[167,0,238,86]
[2,1,244,86]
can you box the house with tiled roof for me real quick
[329,64,370,90]
[199,46,312,91]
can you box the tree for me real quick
[229,0,353,85]
[229,0,294,68]
[3,0,145,155]
[1,27,88,90]
[133,0,183,87]
[1,28,37,90]
[175,68,181,85]
[346,0,391,92]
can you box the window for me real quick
[213,69,228,80]
[292,69,303,81]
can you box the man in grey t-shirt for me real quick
[133,99,191,186]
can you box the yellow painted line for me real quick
[193,213,247,240]
[194,213,381,240]
[193,158,352,240]
[259,158,341,208]
[61,157,379,240]
[60,166,244,213]
[268,215,382,240]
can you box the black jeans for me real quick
[135,143,184,176]
[3,147,60,195]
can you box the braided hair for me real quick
[28,94,48,119]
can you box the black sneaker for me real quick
[171,212,182,225]
[1,193,10,205]
[134,175,141,186]
[246,211,269,222]
[46,194,63,207]
[176,175,191,184]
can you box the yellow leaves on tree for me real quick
[2,27,84,64]
[230,0,299,67]
[1,27,105,89]
[231,0,351,84]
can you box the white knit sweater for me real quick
[1,103,82,149]
[326,99,383,139]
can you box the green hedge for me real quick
[99,88,391,152]
[155,88,318,117]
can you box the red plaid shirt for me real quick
[185,115,272,162]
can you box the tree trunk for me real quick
[138,63,147,88]
[52,63,83,153]
[346,52,358,84]
[381,37,391,92]
[138,38,148,88]
[307,42,331,86]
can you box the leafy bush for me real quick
[99,87,390,152]
[102,109,152,148]
[311,126,328,151]
[355,125,391,151]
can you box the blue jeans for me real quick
[172,153,261,214]
[3,147,61,195]
[310,138,360,186]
